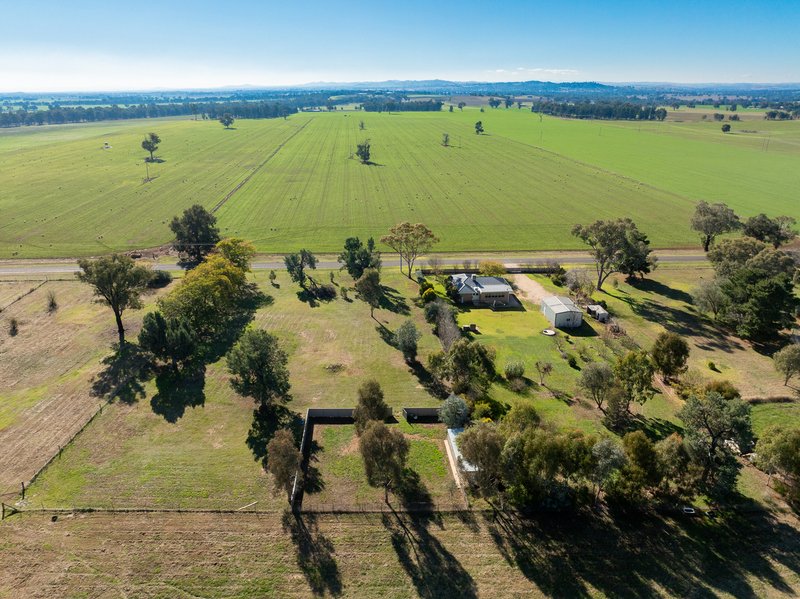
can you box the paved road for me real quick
[0,252,708,276]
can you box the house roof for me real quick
[451,273,512,295]
[542,295,582,314]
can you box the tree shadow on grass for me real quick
[627,277,694,304]
[375,322,396,348]
[202,287,272,363]
[407,358,450,399]
[246,404,304,467]
[612,290,742,354]
[90,343,153,404]
[625,414,684,442]
[395,468,434,510]
[282,512,343,597]
[381,508,478,599]
[303,440,326,495]
[149,364,206,423]
[380,285,410,315]
[482,508,800,598]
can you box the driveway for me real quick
[512,274,550,304]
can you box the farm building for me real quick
[587,304,609,323]
[447,428,478,479]
[541,296,583,328]
[450,273,514,307]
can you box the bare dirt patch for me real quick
[512,274,550,304]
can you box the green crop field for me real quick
[1,110,799,258]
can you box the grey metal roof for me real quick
[447,428,478,472]
[542,295,582,314]
[451,273,512,295]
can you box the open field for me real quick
[1,109,798,258]
[21,270,445,510]
[0,279,164,495]
[2,509,799,598]
[0,263,797,597]
[303,423,460,510]
[12,264,798,511]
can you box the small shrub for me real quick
[9,317,19,336]
[504,360,525,380]
[509,377,528,394]
[611,279,619,290]
[419,281,434,296]
[567,355,579,369]
[472,402,493,421]
[269,270,277,285]
[439,394,469,428]
[478,260,507,276]
[424,300,442,324]
[707,360,717,371]
[576,342,592,362]
[147,269,173,288]
[422,288,437,303]
[329,271,335,284]
[551,272,566,286]
[341,287,349,301]
[46,290,58,313]
[315,284,337,300]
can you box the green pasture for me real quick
[1,109,799,258]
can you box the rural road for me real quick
[0,251,708,276]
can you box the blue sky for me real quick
[2,0,799,91]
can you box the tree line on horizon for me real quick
[0,100,298,128]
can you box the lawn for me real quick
[2,109,799,258]
[23,270,445,509]
[302,422,461,510]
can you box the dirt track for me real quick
[511,274,550,304]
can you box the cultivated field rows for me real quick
[2,110,799,258]
[2,509,799,598]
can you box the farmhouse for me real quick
[541,296,583,328]
[450,273,514,307]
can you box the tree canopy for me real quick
[219,113,235,128]
[571,218,655,290]
[337,237,380,280]
[678,391,752,495]
[284,249,317,289]
[226,329,291,408]
[77,254,152,345]
[170,204,221,263]
[354,268,383,318]
[141,132,161,162]
[353,379,392,434]
[359,421,410,503]
[743,214,797,248]
[216,238,256,271]
[651,332,690,382]
[266,429,301,503]
[690,201,740,252]
[381,222,439,279]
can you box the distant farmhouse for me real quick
[541,296,583,328]
[450,273,514,307]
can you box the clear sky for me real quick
[2,0,799,92]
